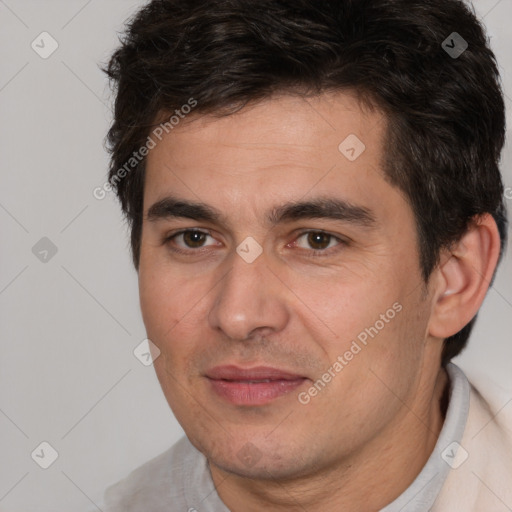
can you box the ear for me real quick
[428,213,501,339]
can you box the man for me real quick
[102,0,512,510]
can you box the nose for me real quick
[208,249,290,342]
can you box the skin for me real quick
[138,92,499,511]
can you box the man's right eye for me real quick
[164,229,219,253]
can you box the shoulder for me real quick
[103,436,205,511]
[465,370,512,457]
[434,367,512,511]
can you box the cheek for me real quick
[292,270,398,345]
[138,261,212,375]
[307,271,425,385]
[138,269,170,337]
[318,297,428,416]
[138,256,196,335]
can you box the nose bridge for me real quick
[208,249,289,340]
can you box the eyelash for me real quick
[162,229,347,258]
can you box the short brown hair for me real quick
[104,0,507,364]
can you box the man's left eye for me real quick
[293,231,343,251]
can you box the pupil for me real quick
[185,231,205,247]
[309,232,329,249]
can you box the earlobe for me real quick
[428,214,501,339]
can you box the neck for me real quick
[210,366,450,512]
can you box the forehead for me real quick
[143,92,396,223]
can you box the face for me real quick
[139,92,438,481]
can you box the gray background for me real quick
[0,1,510,510]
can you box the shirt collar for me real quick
[380,362,470,512]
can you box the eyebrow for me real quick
[146,195,376,228]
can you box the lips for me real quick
[206,365,307,406]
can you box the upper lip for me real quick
[206,365,306,381]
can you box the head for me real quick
[104,0,507,486]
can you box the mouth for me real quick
[205,365,308,406]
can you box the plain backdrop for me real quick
[0,1,511,510]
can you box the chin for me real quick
[201,434,315,481]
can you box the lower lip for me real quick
[208,378,307,406]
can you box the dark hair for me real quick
[104,0,507,365]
